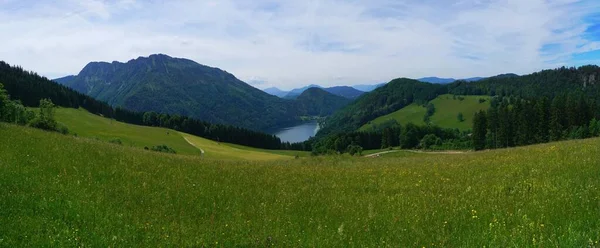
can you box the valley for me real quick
[3,0,600,245]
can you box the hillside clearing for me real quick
[52,107,301,160]
[361,94,491,131]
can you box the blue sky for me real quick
[1,0,599,89]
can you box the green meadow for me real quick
[52,107,306,160]
[361,94,491,131]
[1,123,599,246]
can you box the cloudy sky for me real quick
[1,0,599,90]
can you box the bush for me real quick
[109,139,123,145]
[29,99,60,133]
[419,134,442,150]
[347,144,363,156]
[150,145,176,154]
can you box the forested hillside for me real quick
[0,62,298,150]
[295,88,351,116]
[312,65,600,155]
[448,66,600,101]
[317,78,446,136]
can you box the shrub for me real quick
[347,145,363,156]
[109,139,123,145]
[150,145,176,154]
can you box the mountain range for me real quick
[55,54,350,131]
[264,85,365,99]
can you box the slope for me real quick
[1,124,599,246]
[52,107,299,160]
[360,94,491,131]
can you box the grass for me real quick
[179,132,295,161]
[361,94,491,131]
[52,107,300,160]
[1,123,599,246]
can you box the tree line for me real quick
[472,94,600,150]
[0,61,298,150]
[311,120,472,155]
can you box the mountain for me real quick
[55,54,302,131]
[263,87,289,98]
[283,84,322,99]
[295,88,352,116]
[353,83,386,92]
[54,75,76,85]
[417,77,456,84]
[417,77,485,84]
[282,85,364,99]
[322,86,365,99]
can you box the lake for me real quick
[270,121,320,143]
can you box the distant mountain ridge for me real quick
[264,85,365,99]
[54,54,347,131]
[417,77,485,84]
[352,83,386,92]
[263,87,288,98]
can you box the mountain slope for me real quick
[360,94,491,131]
[295,87,352,116]
[318,78,446,136]
[283,84,322,99]
[56,54,300,131]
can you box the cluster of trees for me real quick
[311,122,472,155]
[0,83,67,134]
[140,111,283,149]
[472,95,600,150]
[0,62,301,150]
[423,103,435,123]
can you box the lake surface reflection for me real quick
[270,121,319,143]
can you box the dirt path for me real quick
[364,149,466,158]
[182,136,205,155]
[364,150,398,157]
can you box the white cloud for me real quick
[1,0,599,89]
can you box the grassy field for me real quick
[179,132,301,161]
[361,94,491,131]
[52,108,304,160]
[1,123,599,246]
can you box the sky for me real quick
[1,0,600,90]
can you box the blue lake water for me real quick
[271,121,320,143]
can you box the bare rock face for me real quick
[582,73,597,88]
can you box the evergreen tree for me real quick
[457,112,465,122]
[550,96,565,141]
[472,111,487,150]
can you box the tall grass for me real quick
[1,124,599,246]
